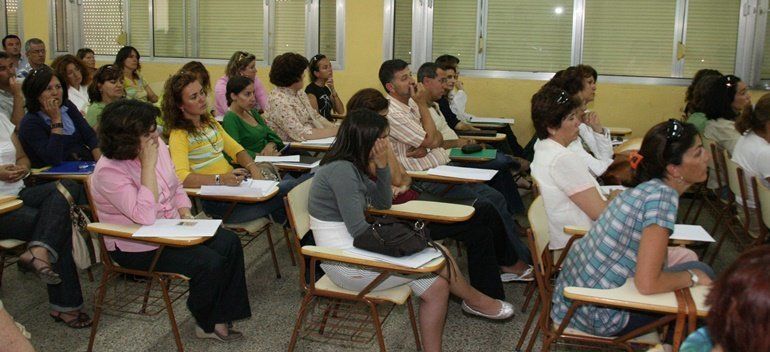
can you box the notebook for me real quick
[41,161,96,175]
[448,147,497,160]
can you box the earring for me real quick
[676,176,685,184]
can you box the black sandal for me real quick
[18,251,62,285]
[50,311,92,329]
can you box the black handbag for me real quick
[353,216,430,257]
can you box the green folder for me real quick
[449,147,496,160]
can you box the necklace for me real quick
[198,124,223,154]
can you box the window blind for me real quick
[432,0,477,70]
[153,0,188,57]
[273,0,306,61]
[682,0,740,77]
[53,0,69,52]
[583,0,675,77]
[198,0,262,60]
[82,0,124,55]
[393,0,412,62]
[128,0,151,57]
[485,0,573,72]
[5,0,19,36]
[318,0,336,61]
[762,18,770,79]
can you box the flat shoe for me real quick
[500,266,534,282]
[195,325,243,342]
[461,300,514,320]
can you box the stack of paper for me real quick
[198,179,278,197]
[345,247,444,269]
[253,155,300,163]
[427,165,497,181]
[301,137,336,146]
[133,219,222,238]
[273,155,322,169]
[469,116,514,124]
[671,225,715,242]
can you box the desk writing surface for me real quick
[406,170,485,184]
[0,199,22,214]
[87,222,209,247]
[184,186,278,203]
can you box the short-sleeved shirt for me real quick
[385,96,449,171]
[222,108,284,158]
[428,103,458,141]
[304,83,334,121]
[732,131,770,208]
[531,138,604,249]
[550,178,679,336]
[264,86,333,142]
[686,112,708,134]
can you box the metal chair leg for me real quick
[159,276,184,352]
[406,298,422,351]
[265,228,281,279]
[288,294,314,352]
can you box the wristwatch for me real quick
[686,269,698,287]
[51,122,64,129]
[215,174,221,185]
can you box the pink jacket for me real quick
[214,75,269,116]
[90,139,192,252]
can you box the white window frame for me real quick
[0,0,24,39]
[385,0,763,87]
[51,0,345,69]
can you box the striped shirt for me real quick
[550,178,679,336]
[168,121,245,182]
[386,96,449,171]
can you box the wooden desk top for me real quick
[87,222,209,247]
[565,278,708,315]
[406,170,486,184]
[470,133,506,142]
[468,122,507,129]
[0,195,19,204]
[449,155,494,162]
[286,142,331,153]
[184,186,279,203]
[0,199,22,215]
[614,137,642,153]
[301,245,445,274]
[608,127,632,136]
[367,200,475,223]
[30,168,89,181]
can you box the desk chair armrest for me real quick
[0,195,19,204]
[468,122,506,129]
[184,187,279,203]
[563,278,684,314]
[87,222,209,247]
[301,245,445,274]
[367,201,474,223]
[563,225,589,236]
[0,199,22,214]
[406,170,485,184]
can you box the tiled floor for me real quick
[0,193,740,351]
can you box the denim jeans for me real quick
[202,173,312,225]
[0,179,84,311]
[413,180,531,264]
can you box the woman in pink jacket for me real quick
[214,51,268,116]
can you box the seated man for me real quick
[416,62,524,214]
[378,59,531,266]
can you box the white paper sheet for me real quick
[427,165,498,181]
[198,179,278,197]
[470,116,514,124]
[301,137,336,145]
[273,159,321,169]
[132,219,222,238]
[670,225,715,242]
[253,155,300,162]
[345,247,444,269]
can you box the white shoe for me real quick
[461,300,514,320]
[500,266,534,282]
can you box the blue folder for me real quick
[41,161,96,175]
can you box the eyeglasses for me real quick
[666,119,684,141]
[556,90,570,105]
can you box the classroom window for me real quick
[55,0,343,66]
[392,0,412,63]
[432,0,477,70]
[680,0,741,77]
[1,0,22,38]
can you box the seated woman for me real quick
[309,109,514,351]
[18,66,101,168]
[546,65,614,177]
[161,72,305,223]
[222,76,284,158]
[76,48,97,80]
[305,54,344,121]
[264,52,338,142]
[0,114,90,328]
[683,68,722,126]
[551,120,716,337]
[681,245,770,352]
[85,64,124,127]
[346,88,533,295]
[91,99,249,341]
[732,92,770,237]
[214,51,268,116]
[115,46,158,104]
[51,54,91,116]
[179,61,212,94]
[693,74,750,153]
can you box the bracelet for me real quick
[51,122,64,129]
[245,161,257,169]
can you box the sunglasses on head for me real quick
[555,90,570,105]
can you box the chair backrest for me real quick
[706,138,726,190]
[285,178,314,241]
[755,179,770,233]
[723,149,742,200]
[614,137,642,153]
[527,196,550,275]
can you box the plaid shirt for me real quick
[550,178,679,336]
[386,96,449,171]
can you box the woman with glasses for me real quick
[305,54,344,121]
[85,65,125,128]
[264,53,337,142]
[51,54,91,116]
[161,72,301,224]
[18,66,101,167]
[691,74,751,153]
[115,46,158,104]
[214,51,268,117]
[551,118,715,338]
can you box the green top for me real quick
[84,101,105,127]
[686,111,707,134]
[222,108,284,158]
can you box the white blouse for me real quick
[68,85,90,114]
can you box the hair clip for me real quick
[628,150,644,170]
